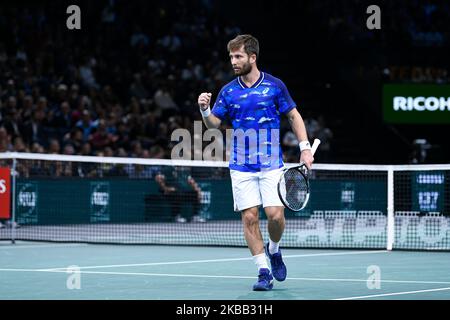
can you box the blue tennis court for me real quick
[1,241,449,300]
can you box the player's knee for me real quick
[266,209,284,223]
[242,208,259,228]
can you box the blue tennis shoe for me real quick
[252,268,273,291]
[265,243,287,281]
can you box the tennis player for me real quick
[198,34,314,291]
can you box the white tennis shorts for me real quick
[230,167,285,211]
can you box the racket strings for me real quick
[280,168,309,211]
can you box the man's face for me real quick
[229,46,255,76]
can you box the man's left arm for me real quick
[286,108,314,169]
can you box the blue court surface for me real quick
[1,241,449,300]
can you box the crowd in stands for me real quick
[320,0,450,47]
[282,115,333,163]
[0,0,237,163]
[383,65,449,83]
[1,0,449,169]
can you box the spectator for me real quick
[21,95,34,122]
[79,57,99,89]
[282,131,299,163]
[21,109,47,146]
[130,25,150,47]
[51,101,73,135]
[90,119,113,150]
[13,137,28,152]
[48,139,61,154]
[155,166,206,223]
[129,73,150,99]
[158,29,182,53]
[153,84,179,119]
[63,127,84,152]
[315,116,333,162]
[76,110,98,142]
[63,143,75,155]
[3,108,22,140]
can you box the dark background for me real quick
[0,0,448,164]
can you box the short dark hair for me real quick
[227,34,259,59]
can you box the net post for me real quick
[11,158,17,244]
[386,166,394,251]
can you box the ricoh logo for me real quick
[393,96,450,112]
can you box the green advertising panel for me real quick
[292,180,386,216]
[15,178,387,225]
[16,182,38,224]
[383,84,450,124]
[15,178,235,224]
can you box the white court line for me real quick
[284,277,450,285]
[0,268,255,279]
[39,257,254,271]
[1,268,450,286]
[334,287,450,300]
[39,250,388,271]
[0,243,87,250]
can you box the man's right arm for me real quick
[155,174,175,193]
[198,92,222,129]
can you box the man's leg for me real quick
[241,206,264,256]
[186,190,204,222]
[260,167,288,282]
[242,206,273,291]
[264,206,285,250]
[169,192,186,223]
[263,205,287,281]
[230,167,274,291]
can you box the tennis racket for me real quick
[277,139,321,211]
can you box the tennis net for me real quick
[0,152,449,250]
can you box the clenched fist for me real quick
[198,92,212,110]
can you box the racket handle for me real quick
[311,139,321,156]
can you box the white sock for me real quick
[253,253,269,271]
[269,239,280,255]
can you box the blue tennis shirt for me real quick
[212,72,297,172]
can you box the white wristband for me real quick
[200,106,211,118]
[299,141,311,152]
